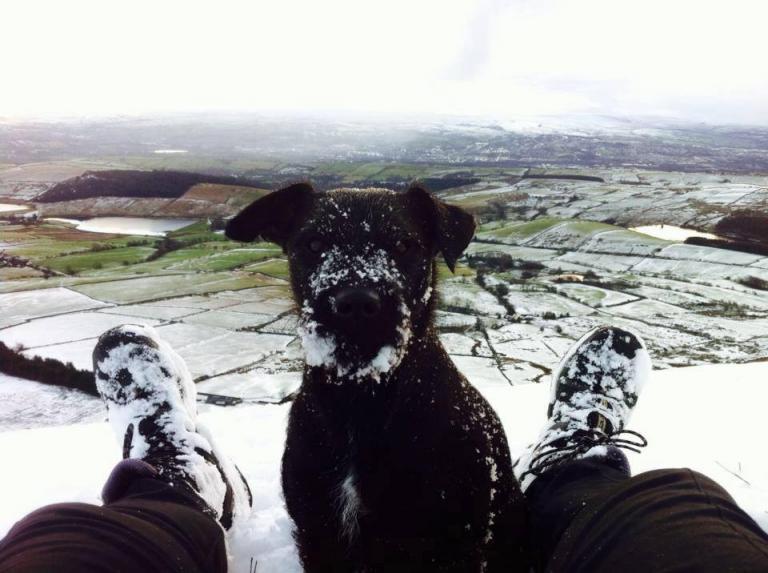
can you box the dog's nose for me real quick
[332,288,382,320]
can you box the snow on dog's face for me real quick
[226,183,476,383]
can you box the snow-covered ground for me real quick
[0,375,103,431]
[0,361,765,571]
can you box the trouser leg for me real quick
[527,452,768,573]
[0,460,227,573]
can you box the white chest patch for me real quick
[337,471,362,541]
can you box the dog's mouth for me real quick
[298,300,412,383]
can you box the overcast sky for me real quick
[3,0,767,124]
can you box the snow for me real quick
[503,288,595,318]
[297,240,414,382]
[0,312,162,351]
[154,323,294,380]
[73,273,272,304]
[0,374,103,431]
[0,287,111,329]
[555,283,638,308]
[21,338,101,370]
[631,225,720,242]
[439,332,492,357]
[197,369,301,403]
[0,360,766,570]
[440,282,507,317]
[298,302,411,383]
[180,309,275,330]
[98,303,203,321]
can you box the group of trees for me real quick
[716,210,768,243]
[0,342,97,395]
[0,251,57,278]
[37,170,253,202]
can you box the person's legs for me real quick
[515,326,768,572]
[526,454,768,572]
[0,467,226,573]
[0,325,253,573]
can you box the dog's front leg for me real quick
[282,392,358,573]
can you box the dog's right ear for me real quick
[225,182,315,248]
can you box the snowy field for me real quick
[0,361,766,572]
[448,170,768,235]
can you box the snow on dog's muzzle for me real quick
[297,246,412,382]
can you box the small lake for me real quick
[631,225,721,242]
[46,217,197,236]
[0,203,29,213]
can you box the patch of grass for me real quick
[169,247,283,272]
[72,272,279,304]
[692,301,756,318]
[2,223,155,264]
[566,220,617,234]
[167,221,226,243]
[477,217,563,240]
[183,183,271,211]
[437,262,474,281]
[246,258,290,280]
[314,162,436,183]
[45,246,156,274]
[0,267,45,280]
[447,195,506,213]
[106,155,283,174]
[737,275,768,291]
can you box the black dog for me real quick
[227,183,527,572]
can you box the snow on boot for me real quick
[93,324,252,529]
[514,326,652,492]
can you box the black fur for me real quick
[227,183,528,572]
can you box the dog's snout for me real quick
[332,288,382,320]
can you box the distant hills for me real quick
[2,113,767,173]
[32,170,270,219]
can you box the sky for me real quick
[2,0,767,124]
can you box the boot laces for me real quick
[519,428,648,481]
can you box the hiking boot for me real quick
[514,326,652,492]
[93,324,252,529]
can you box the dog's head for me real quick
[226,182,475,383]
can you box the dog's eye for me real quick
[307,238,324,254]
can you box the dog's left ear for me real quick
[406,183,476,272]
[225,182,315,248]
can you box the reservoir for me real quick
[46,217,197,236]
[0,203,29,213]
[631,225,721,242]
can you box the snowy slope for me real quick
[0,362,766,572]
